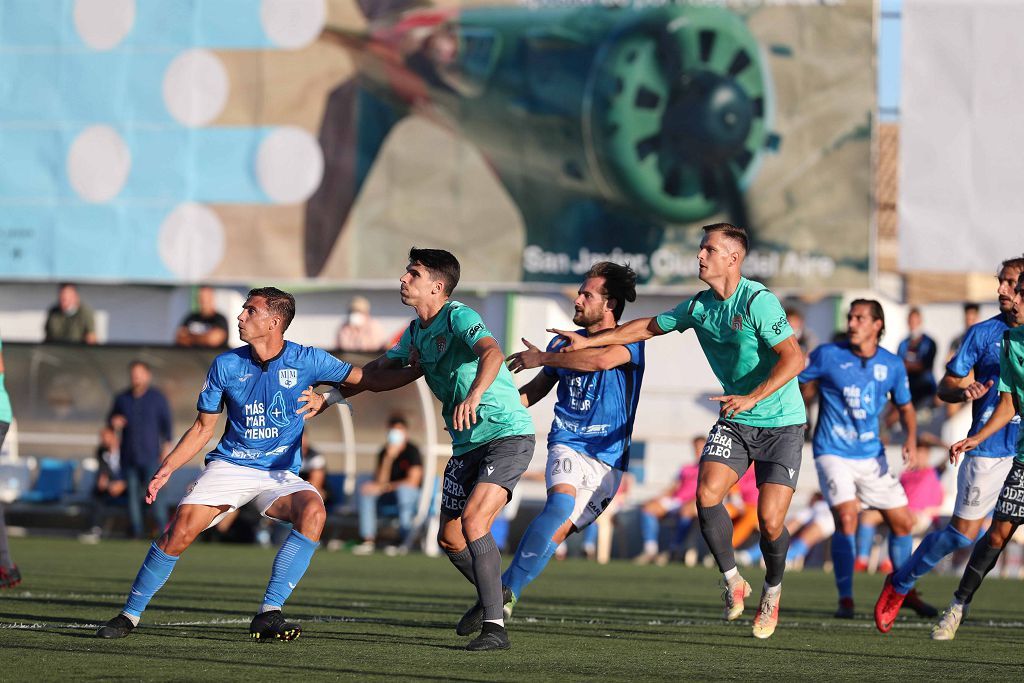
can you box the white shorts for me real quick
[178,460,321,529]
[953,455,1015,520]
[815,454,908,510]
[546,444,623,529]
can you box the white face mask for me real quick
[386,428,405,446]
[348,311,366,326]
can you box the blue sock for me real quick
[262,529,319,609]
[855,524,876,561]
[831,533,855,599]
[641,512,660,545]
[123,543,179,618]
[892,525,972,594]
[786,538,809,563]
[502,492,574,599]
[889,534,913,572]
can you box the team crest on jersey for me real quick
[731,315,743,331]
[278,368,298,388]
[873,365,888,382]
[436,336,447,354]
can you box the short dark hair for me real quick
[247,287,296,330]
[409,247,461,296]
[1000,254,1024,273]
[584,261,637,322]
[850,298,885,339]
[387,414,407,428]
[128,359,150,372]
[702,223,748,254]
[963,302,980,314]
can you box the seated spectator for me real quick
[634,439,704,565]
[337,296,386,352]
[353,416,423,555]
[44,283,97,344]
[80,426,127,543]
[175,285,228,348]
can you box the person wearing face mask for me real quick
[337,295,387,353]
[353,415,423,555]
[897,307,938,410]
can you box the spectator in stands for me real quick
[898,307,938,409]
[337,295,387,352]
[634,436,704,566]
[174,286,228,348]
[108,361,172,539]
[785,307,818,360]
[0,333,20,588]
[80,426,128,543]
[44,283,97,344]
[353,415,423,555]
[948,303,981,359]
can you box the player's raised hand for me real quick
[506,338,542,373]
[547,328,588,352]
[146,467,171,504]
[949,436,980,465]
[296,386,328,420]
[453,393,481,431]
[962,379,995,402]
[710,394,758,419]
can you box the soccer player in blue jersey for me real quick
[552,224,806,639]
[800,300,934,619]
[459,262,644,624]
[95,287,409,641]
[311,248,535,651]
[876,256,1024,634]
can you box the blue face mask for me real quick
[386,428,405,446]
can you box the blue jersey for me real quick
[198,341,352,473]
[946,314,1021,458]
[544,332,644,470]
[800,342,911,459]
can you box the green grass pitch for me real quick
[2,537,1022,680]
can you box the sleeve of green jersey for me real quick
[385,326,412,363]
[750,290,794,347]
[451,305,493,348]
[654,299,695,334]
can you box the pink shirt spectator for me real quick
[900,467,944,512]
[671,464,700,504]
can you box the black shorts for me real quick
[440,434,535,518]
[700,419,805,489]
[993,461,1024,524]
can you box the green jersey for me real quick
[997,328,1024,463]
[387,300,534,456]
[655,277,806,428]
[0,339,11,424]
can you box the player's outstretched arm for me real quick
[517,370,558,408]
[549,317,663,352]
[507,337,632,374]
[147,411,219,504]
[711,336,804,418]
[937,369,993,404]
[453,336,504,431]
[950,390,1016,463]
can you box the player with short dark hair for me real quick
[94,287,407,641]
[552,223,806,639]
[874,257,1024,633]
[459,262,643,623]
[800,300,934,619]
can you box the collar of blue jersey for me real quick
[248,341,288,371]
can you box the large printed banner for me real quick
[899,0,1024,274]
[0,0,873,289]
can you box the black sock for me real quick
[481,621,505,633]
[468,533,503,621]
[954,534,1005,605]
[760,527,791,587]
[697,503,737,573]
[446,547,476,585]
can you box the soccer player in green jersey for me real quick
[307,248,535,651]
[891,272,1024,641]
[552,224,806,639]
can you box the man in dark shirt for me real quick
[353,415,423,555]
[898,307,938,409]
[109,361,173,538]
[175,286,229,348]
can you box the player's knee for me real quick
[437,532,463,554]
[836,512,858,535]
[460,515,489,542]
[161,525,197,555]
[758,517,784,540]
[986,527,1012,550]
[696,485,724,508]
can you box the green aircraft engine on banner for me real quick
[306,2,778,281]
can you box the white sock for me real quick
[724,567,739,581]
[644,541,659,555]
[484,618,504,628]
[260,604,280,614]
[120,611,140,627]
[763,582,782,596]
